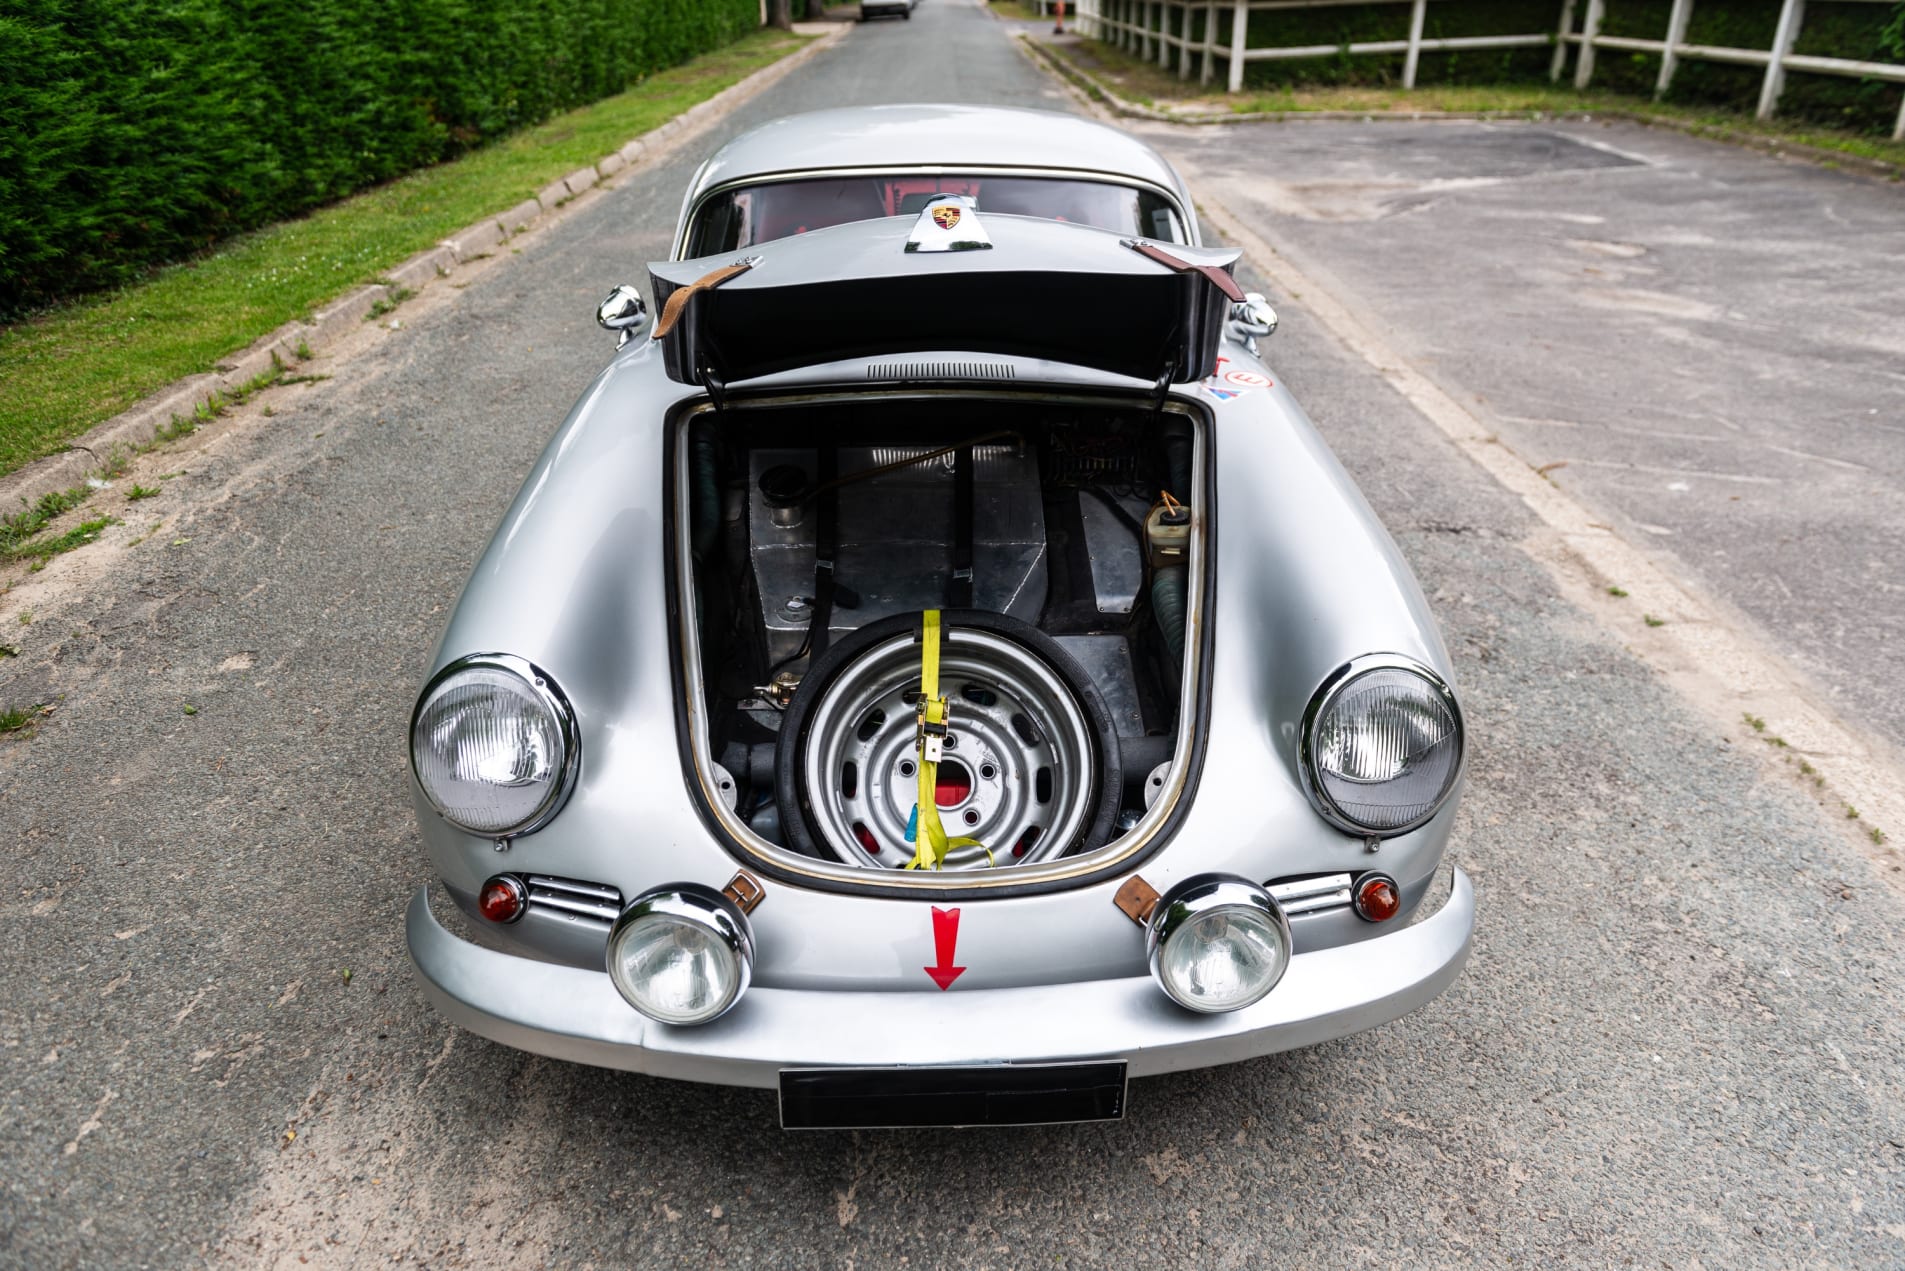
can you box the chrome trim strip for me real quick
[1297,653,1466,841]
[409,653,581,841]
[521,875,623,926]
[526,891,620,923]
[672,166,1193,259]
[524,875,621,904]
[669,390,1211,893]
[1269,873,1353,917]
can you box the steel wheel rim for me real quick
[799,628,1099,870]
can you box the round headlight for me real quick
[411,654,578,838]
[1147,875,1291,1014]
[607,887,754,1025]
[1302,655,1463,837]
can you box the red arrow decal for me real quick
[924,906,966,990]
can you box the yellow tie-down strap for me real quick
[905,610,991,871]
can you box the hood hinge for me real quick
[699,364,728,413]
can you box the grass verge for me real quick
[1040,39,1905,171]
[0,29,812,481]
[0,356,310,572]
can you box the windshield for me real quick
[685,174,1186,255]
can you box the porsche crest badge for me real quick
[905,195,992,253]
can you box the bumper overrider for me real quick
[406,866,1474,1091]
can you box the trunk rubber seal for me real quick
[661,385,1218,902]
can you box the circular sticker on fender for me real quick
[1224,369,1272,388]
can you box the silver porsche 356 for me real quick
[406,105,1475,1127]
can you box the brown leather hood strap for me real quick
[651,260,757,341]
[1123,240,1246,304]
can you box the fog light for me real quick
[606,885,754,1025]
[478,874,526,924]
[1147,875,1291,1014]
[1353,872,1400,923]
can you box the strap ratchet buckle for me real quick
[916,697,950,764]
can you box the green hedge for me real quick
[0,0,759,319]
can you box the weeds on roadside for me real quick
[2,487,93,554]
[150,414,200,445]
[1,704,44,734]
[128,484,160,501]
[1607,585,1628,598]
[1643,614,1665,627]
[365,287,416,321]
[16,517,119,569]
[139,363,295,456]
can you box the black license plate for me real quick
[779,1061,1128,1129]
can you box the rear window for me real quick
[685,174,1186,256]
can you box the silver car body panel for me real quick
[414,328,1460,995]
[670,104,1202,256]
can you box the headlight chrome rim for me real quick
[1298,653,1464,839]
[1146,874,1292,1014]
[410,652,581,839]
[606,885,755,1026]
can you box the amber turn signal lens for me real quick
[1353,873,1400,923]
[479,875,526,924]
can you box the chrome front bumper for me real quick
[406,868,1474,1089]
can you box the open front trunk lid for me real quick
[647,212,1241,389]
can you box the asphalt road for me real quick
[4,1,1904,1266]
[1149,113,1905,753]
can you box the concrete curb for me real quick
[1018,35,1905,181]
[1,22,847,519]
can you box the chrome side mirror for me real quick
[1230,292,1278,340]
[597,284,649,348]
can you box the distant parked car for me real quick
[861,0,910,19]
[406,105,1474,1128]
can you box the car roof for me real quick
[686,104,1188,203]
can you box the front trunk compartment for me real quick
[673,390,1210,885]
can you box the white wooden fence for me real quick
[1072,0,1905,139]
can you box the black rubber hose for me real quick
[1160,418,1193,504]
[1152,566,1188,667]
[690,427,721,565]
